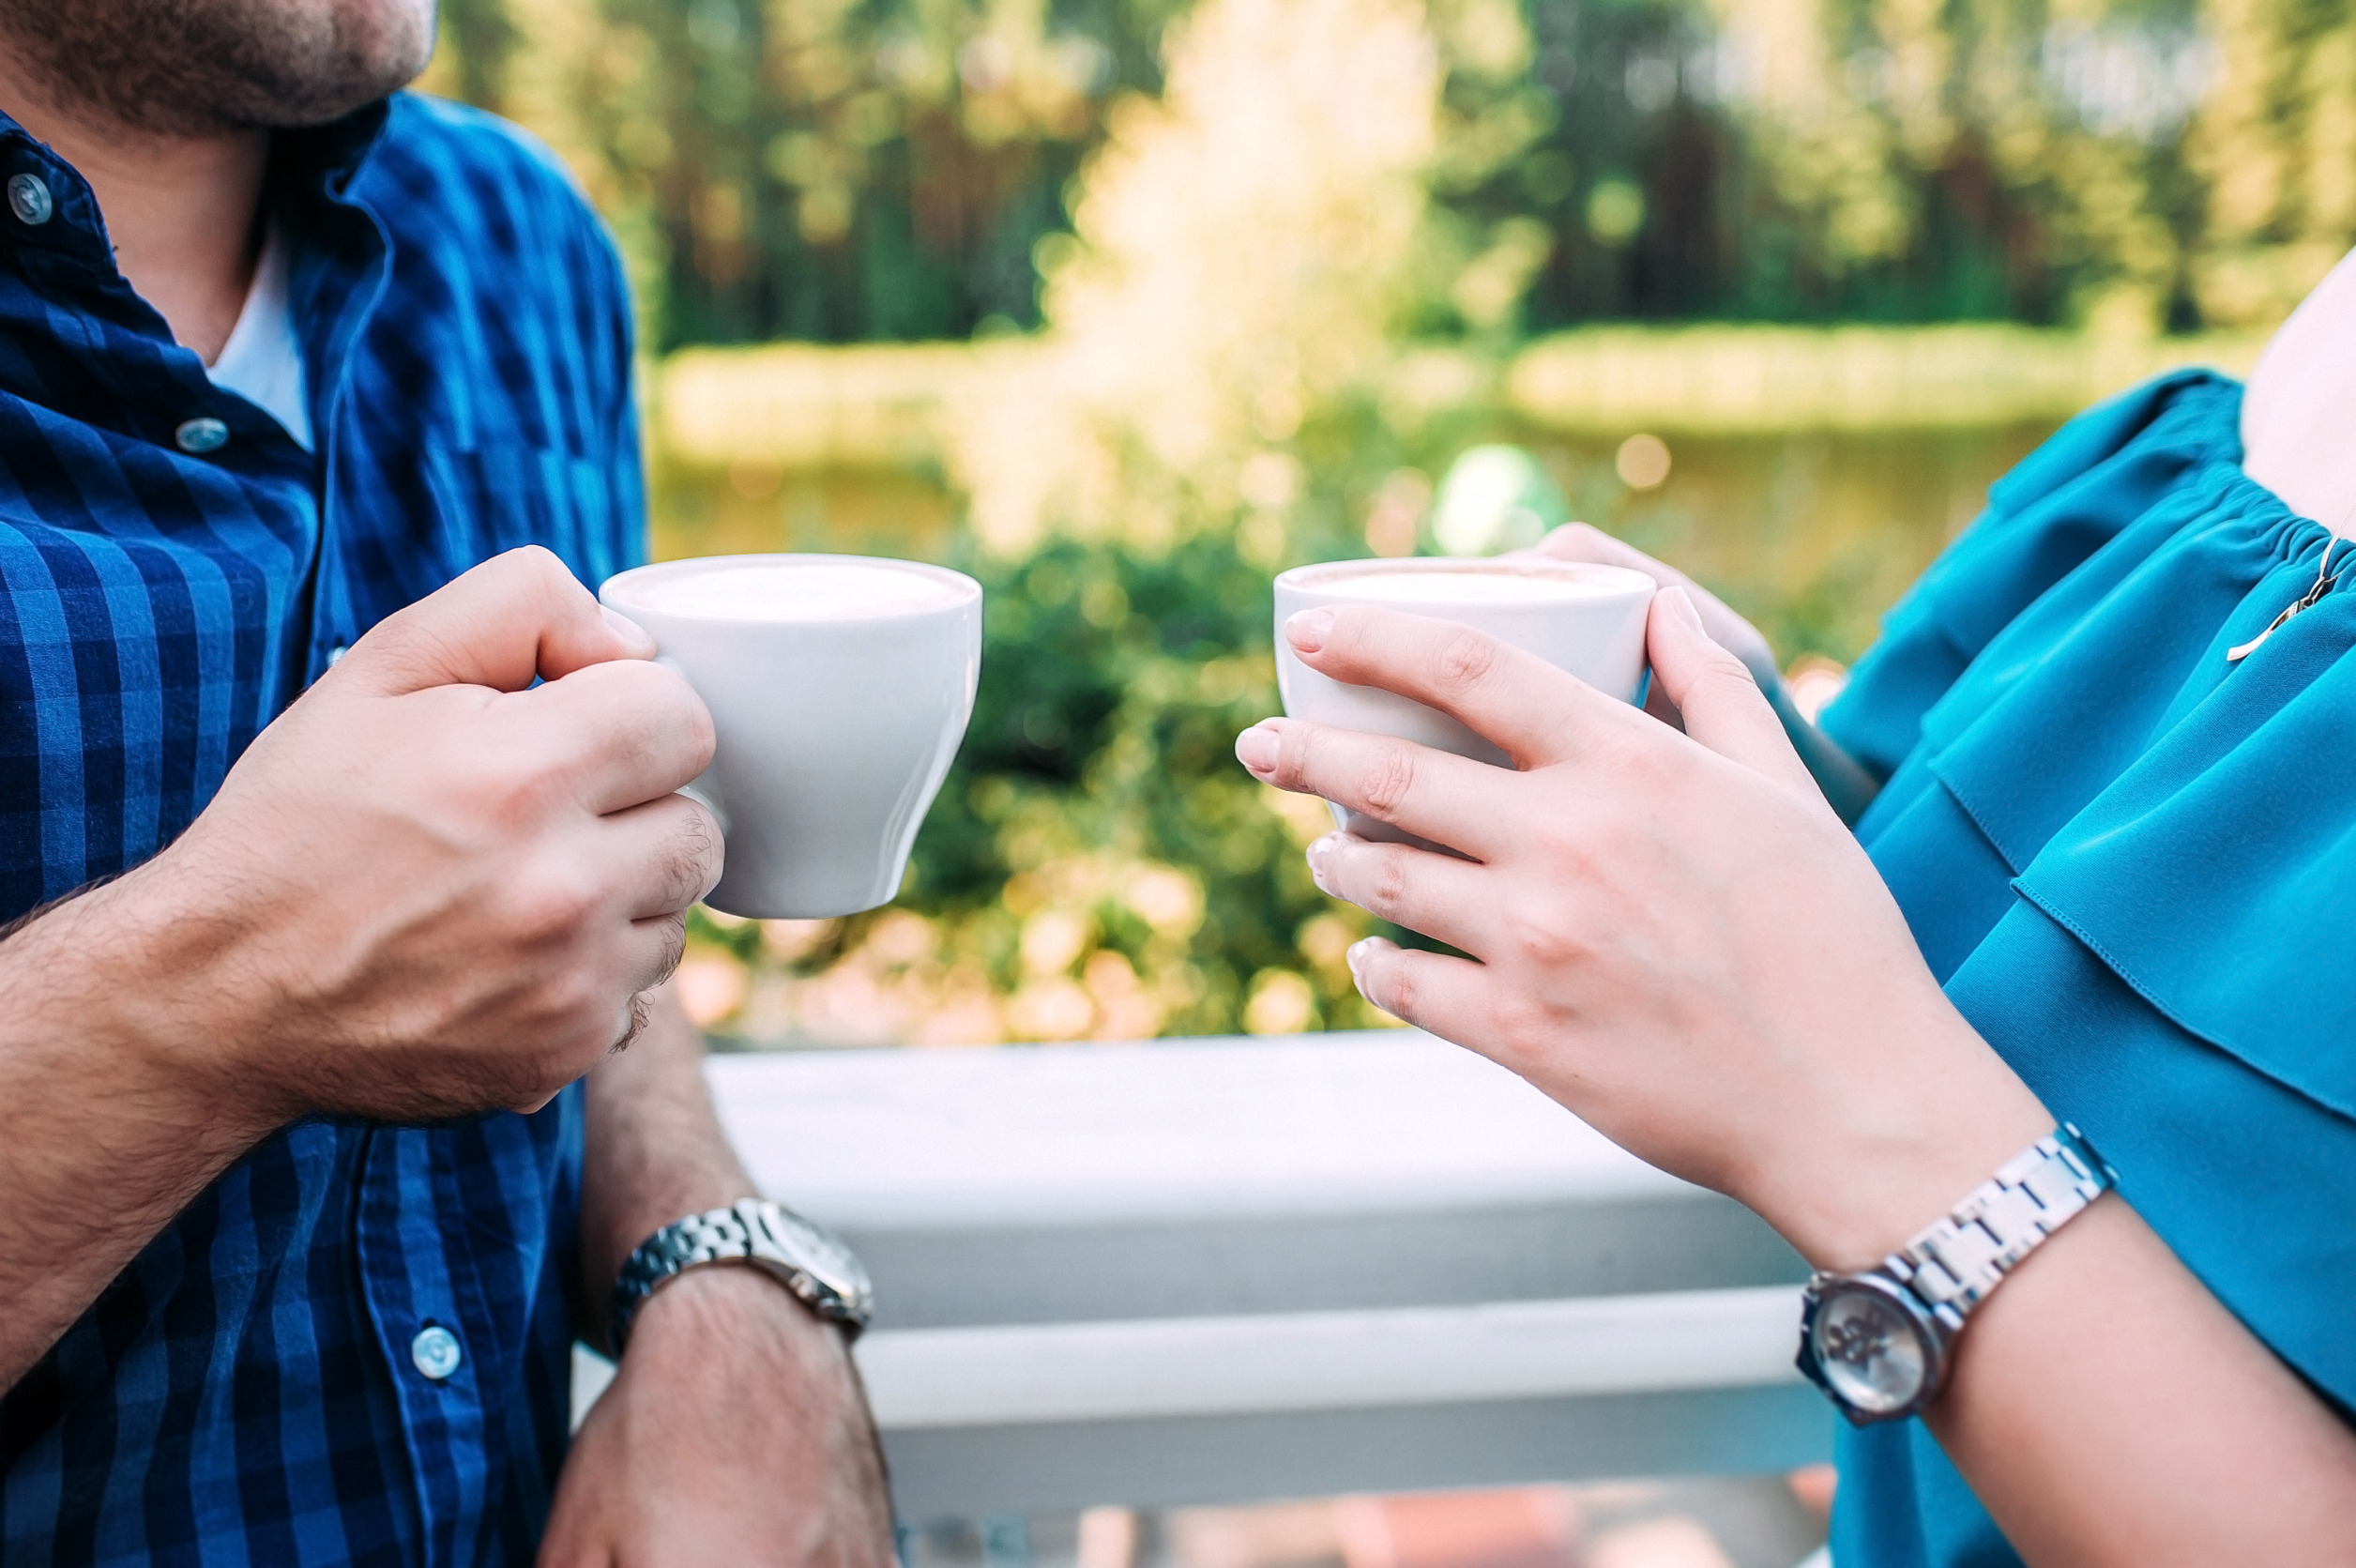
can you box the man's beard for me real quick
[0,0,437,137]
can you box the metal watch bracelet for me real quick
[1887,1122,2117,1328]
[1799,1123,2117,1423]
[609,1197,874,1356]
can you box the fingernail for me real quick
[1235,722,1281,776]
[1662,586,1705,635]
[1345,937,1375,975]
[601,604,657,655]
[1285,609,1335,653]
[1305,833,1336,891]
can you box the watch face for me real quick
[1812,1281,1935,1417]
[756,1206,874,1306]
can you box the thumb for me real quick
[1647,587,1816,795]
[333,546,657,696]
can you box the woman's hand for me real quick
[1234,588,2048,1270]
[1529,525,1882,820]
[1527,524,1780,683]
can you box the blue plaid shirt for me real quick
[0,95,644,1564]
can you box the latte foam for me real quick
[1307,566,1628,603]
[625,560,966,620]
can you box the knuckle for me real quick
[1492,997,1554,1062]
[1691,651,1760,703]
[1380,961,1418,1019]
[470,752,563,824]
[1362,855,1410,922]
[613,991,655,1052]
[665,679,719,765]
[1530,819,1590,869]
[1596,727,1661,785]
[508,865,600,942]
[1505,904,1581,969]
[509,542,565,581]
[648,915,690,986]
[1360,745,1419,818]
[1712,649,1759,688]
[661,819,715,911]
[1269,724,1317,792]
[1434,628,1500,696]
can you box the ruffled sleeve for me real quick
[1819,370,2235,779]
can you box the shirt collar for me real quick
[0,99,392,268]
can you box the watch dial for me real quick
[768,1210,874,1302]
[1813,1286,1929,1416]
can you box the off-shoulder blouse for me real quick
[1816,369,2356,1564]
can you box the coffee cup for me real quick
[1271,556,1655,845]
[600,553,983,919]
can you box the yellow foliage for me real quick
[944,0,1442,554]
[2187,0,2356,326]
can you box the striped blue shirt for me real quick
[0,93,644,1564]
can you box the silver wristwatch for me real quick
[610,1197,874,1355]
[1797,1123,2115,1423]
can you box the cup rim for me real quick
[600,552,982,625]
[1273,556,1655,600]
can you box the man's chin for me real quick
[0,0,437,138]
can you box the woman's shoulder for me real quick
[1982,367,2242,522]
[1821,369,2255,779]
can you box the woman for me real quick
[1235,248,2356,1565]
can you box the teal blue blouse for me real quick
[1816,370,2356,1564]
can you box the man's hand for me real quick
[108,544,720,1124]
[541,1268,893,1568]
[0,545,719,1388]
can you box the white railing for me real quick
[578,1030,1832,1521]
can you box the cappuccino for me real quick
[1270,556,1655,847]
[600,553,982,919]
[1306,564,1626,604]
[625,558,966,621]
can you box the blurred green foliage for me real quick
[428,0,2349,1040]
[434,0,2353,348]
[680,527,1403,1043]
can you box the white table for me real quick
[578,1031,1831,1519]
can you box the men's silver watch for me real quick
[1797,1123,2115,1423]
[610,1197,874,1355]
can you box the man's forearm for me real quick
[0,868,278,1389]
[577,983,763,1348]
[550,986,894,1566]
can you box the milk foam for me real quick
[1311,567,1621,603]
[629,561,965,620]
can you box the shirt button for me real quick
[7,173,52,227]
[175,417,230,454]
[410,1325,464,1380]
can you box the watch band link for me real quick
[610,1197,871,1355]
[1886,1124,2116,1332]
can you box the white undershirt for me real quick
[203,223,313,452]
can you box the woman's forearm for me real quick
[1926,1194,2356,1564]
[1742,656,1882,825]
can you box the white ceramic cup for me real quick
[1271,556,1656,844]
[600,553,983,920]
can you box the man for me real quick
[0,2,895,1562]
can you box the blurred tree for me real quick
[430,0,1178,348]
[429,0,2353,344]
[2185,0,2356,327]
